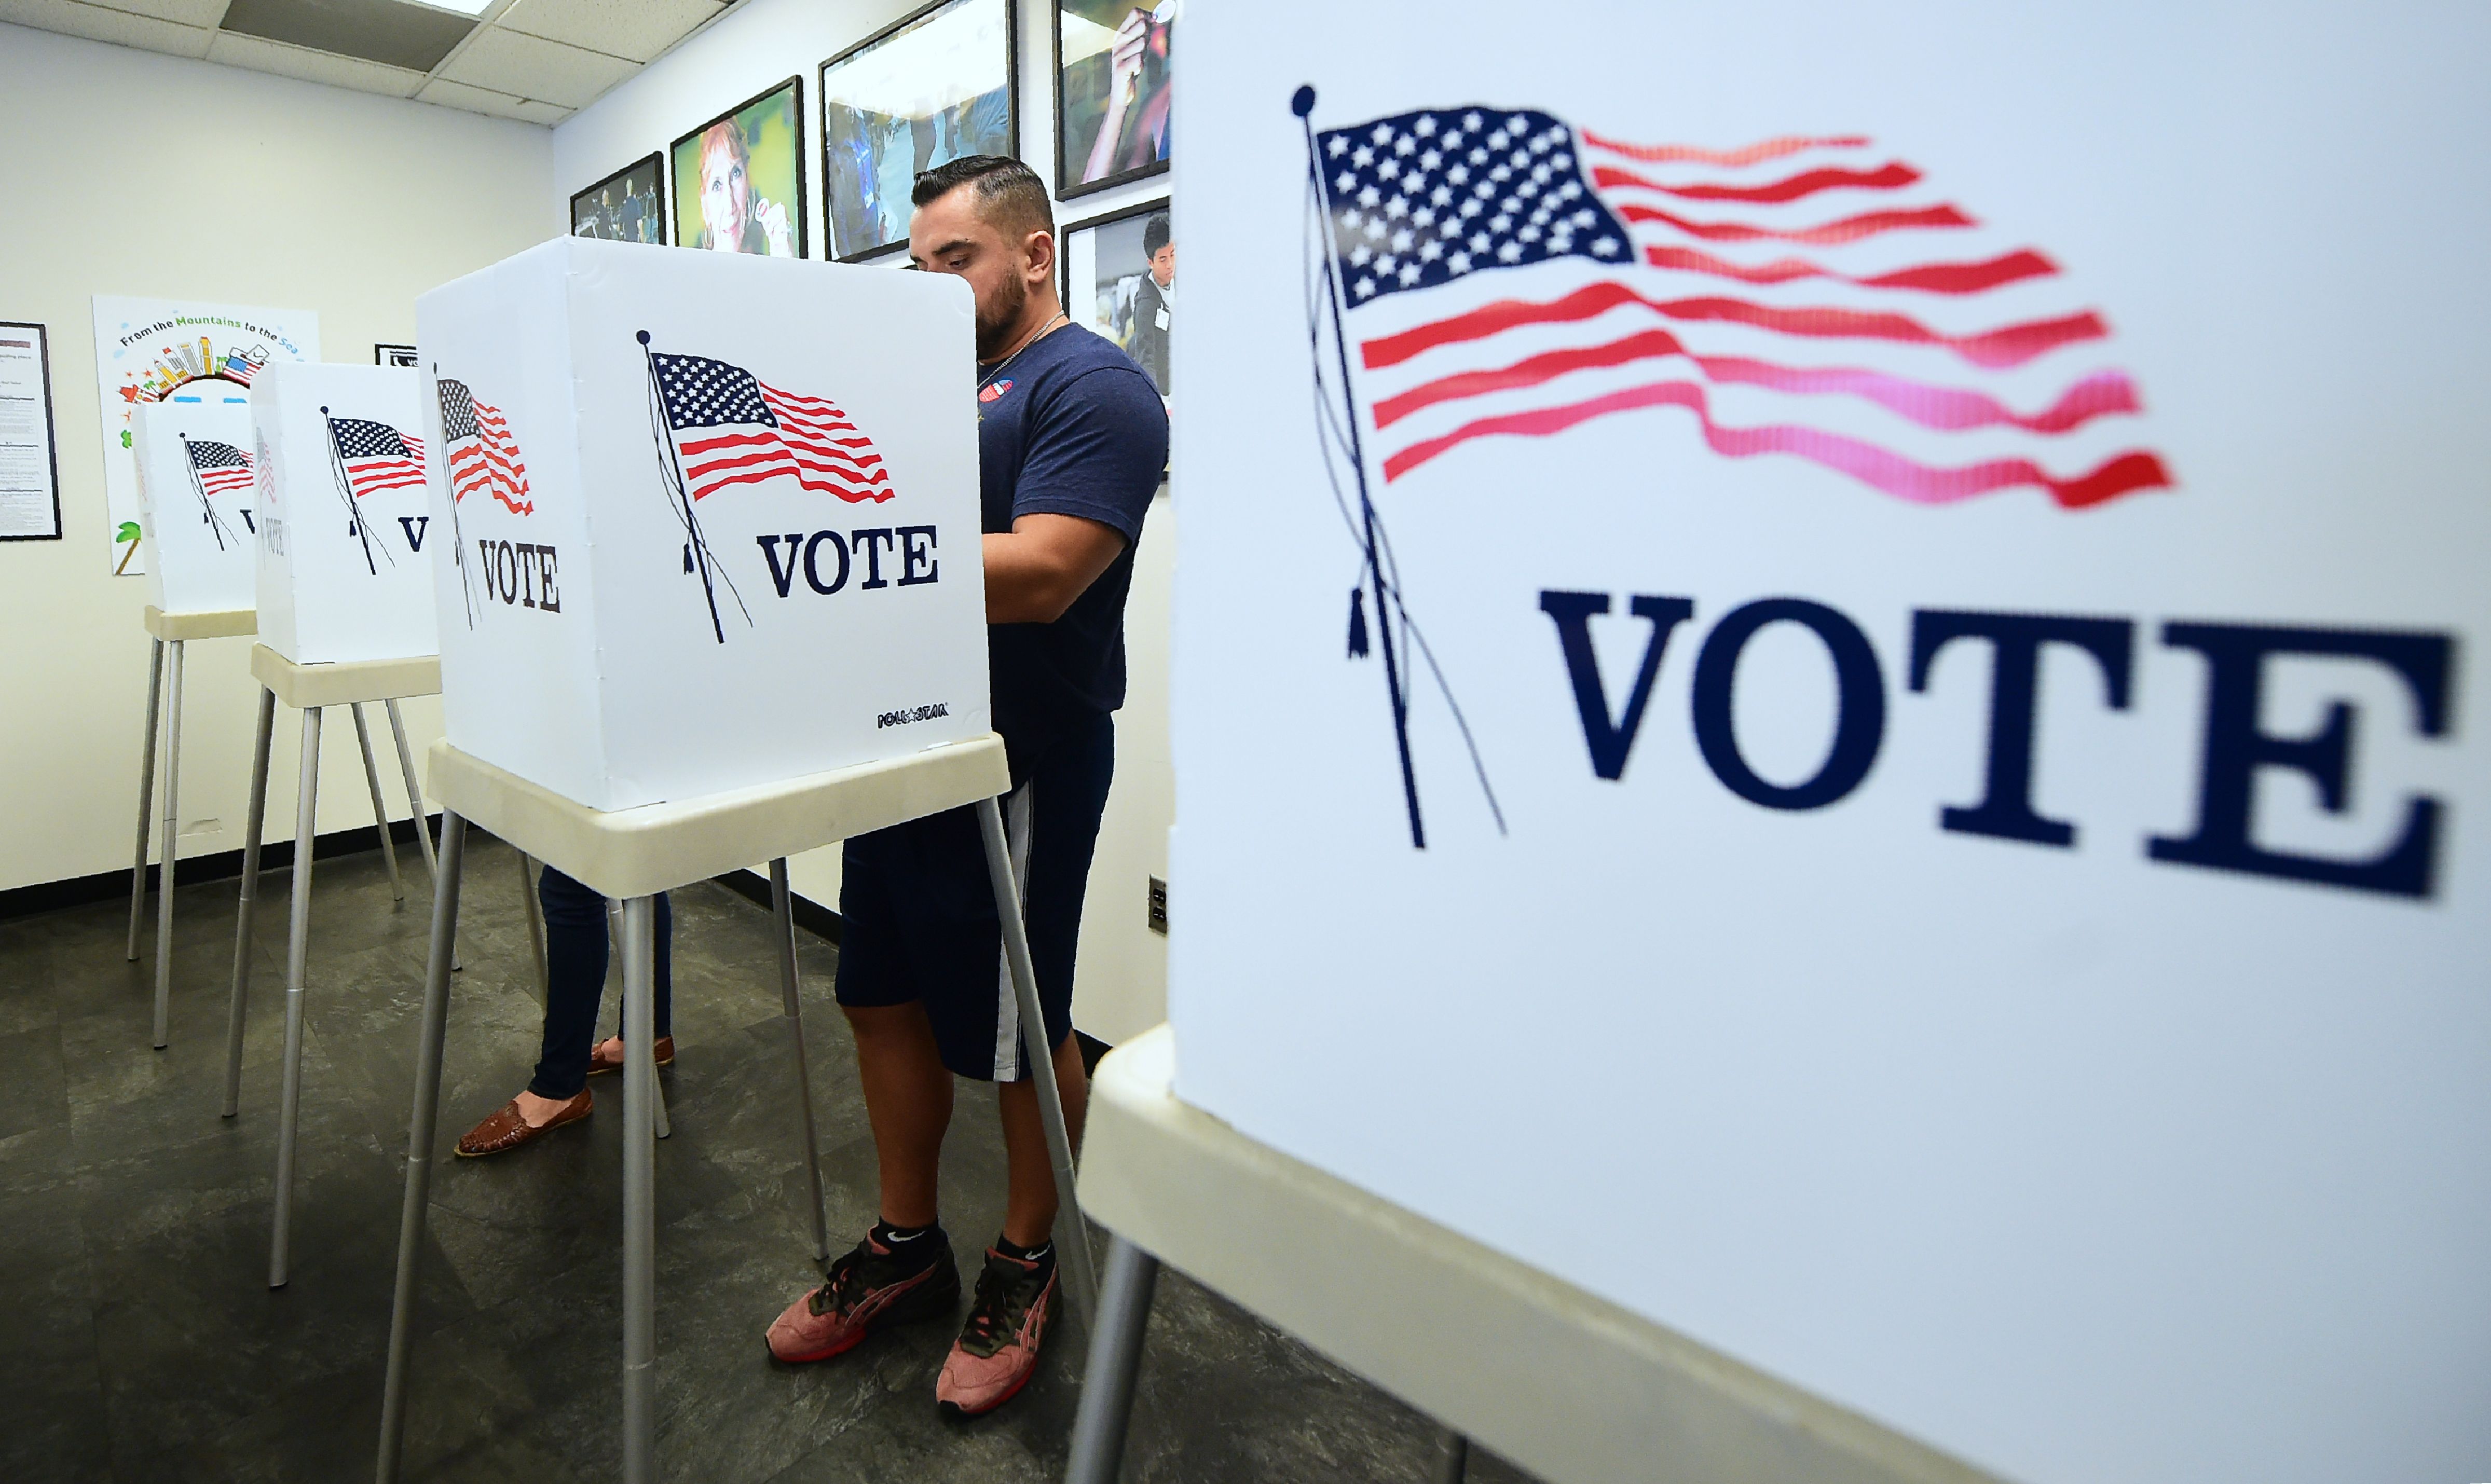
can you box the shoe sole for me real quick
[770,1265,962,1364]
[936,1360,1038,1419]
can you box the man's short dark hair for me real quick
[1143,212,1171,257]
[912,155,1055,241]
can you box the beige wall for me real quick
[0,23,559,895]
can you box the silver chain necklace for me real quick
[979,311,1068,389]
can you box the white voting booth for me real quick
[220,361,454,1290]
[251,363,440,665]
[373,238,1081,1484]
[123,398,261,1049]
[1069,5,2491,1484]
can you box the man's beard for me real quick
[975,271,1029,362]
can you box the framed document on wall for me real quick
[1053,0,1174,199]
[671,77,807,258]
[819,0,1017,263]
[0,321,62,541]
[572,152,664,244]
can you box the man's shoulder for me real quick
[1031,327,1164,411]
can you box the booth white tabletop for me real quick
[143,606,254,642]
[423,733,1010,901]
[248,644,440,710]
[1077,1026,1997,1484]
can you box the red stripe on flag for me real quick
[1379,376,2173,509]
[1371,326,2144,436]
[1595,161,1921,204]
[1578,131,1869,166]
[1640,245,2059,295]
[1361,281,2104,372]
[1618,201,1974,245]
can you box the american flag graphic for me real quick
[185,439,256,498]
[328,418,428,500]
[1315,107,2171,507]
[219,350,264,386]
[437,378,533,514]
[649,351,891,504]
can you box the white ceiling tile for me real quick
[509,97,572,125]
[437,23,635,108]
[0,0,213,56]
[82,0,228,25]
[415,74,554,125]
[206,29,427,96]
[495,0,717,65]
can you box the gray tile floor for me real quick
[0,835,1532,1483]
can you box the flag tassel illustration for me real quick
[1347,586,1370,658]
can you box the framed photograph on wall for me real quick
[1053,0,1174,199]
[671,77,806,258]
[1063,197,1172,471]
[819,0,1016,263]
[374,343,418,368]
[571,152,664,245]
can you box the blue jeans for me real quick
[527,865,672,1100]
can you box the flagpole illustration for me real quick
[1297,85,1427,850]
[176,433,237,552]
[435,369,481,628]
[321,406,387,575]
[637,330,744,645]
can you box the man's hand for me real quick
[982,513,1126,624]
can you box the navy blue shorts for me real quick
[834,710,1114,1081]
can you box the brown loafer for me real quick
[455,1090,592,1157]
[587,1036,675,1077]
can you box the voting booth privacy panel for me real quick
[132,400,258,615]
[1169,4,2490,1482]
[414,238,989,813]
[251,364,440,664]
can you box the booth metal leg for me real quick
[150,639,187,1048]
[1438,1432,1471,1483]
[375,812,464,1484]
[1064,1234,1162,1484]
[270,706,321,1288]
[126,637,165,963]
[620,896,659,1484]
[383,700,457,971]
[769,858,831,1263]
[518,853,549,1005]
[221,688,278,1117]
[973,794,1098,1331]
[601,899,668,1141]
[351,703,404,902]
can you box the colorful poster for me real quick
[92,296,318,575]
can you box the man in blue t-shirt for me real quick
[764,156,1167,1416]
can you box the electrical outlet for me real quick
[1147,876,1168,935]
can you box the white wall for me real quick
[553,0,1176,1040]
[0,23,559,896]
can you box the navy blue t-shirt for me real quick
[977,323,1168,765]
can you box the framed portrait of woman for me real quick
[819,0,1017,263]
[670,77,807,258]
[1053,0,1174,199]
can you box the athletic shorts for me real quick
[834,709,1114,1081]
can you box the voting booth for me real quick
[251,362,440,665]
[413,236,989,813]
[375,238,1085,1484]
[122,397,262,1050]
[1065,5,2491,1484]
[131,400,258,616]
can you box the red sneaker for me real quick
[935,1246,1057,1416]
[765,1228,960,1364]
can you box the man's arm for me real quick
[983,512,1128,623]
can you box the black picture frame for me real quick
[817,0,1018,265]
[1051,0,1173,201]
[569,151,665,245]
[669,76,809,258]
[375,343,418,368]
[0,320,62,543]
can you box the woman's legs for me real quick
[527,867,671,1101]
